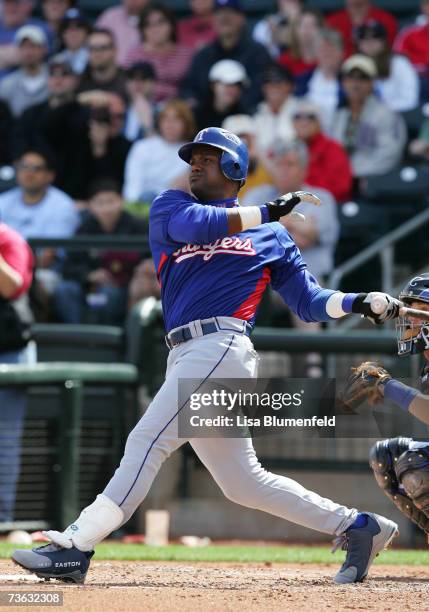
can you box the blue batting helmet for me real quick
[178,127,249,185]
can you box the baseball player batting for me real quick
[341,274,429,535]
[13,127,400,585]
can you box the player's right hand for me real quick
[264,191,321,222]
[351,292,401,325]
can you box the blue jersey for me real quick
[149,189,337,332]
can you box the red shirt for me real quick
[305,133,353,204]
[327,6,398,57]
[177,15,217,50]
[277,53,317,77]
[0,223,33,299]
[394,24,429,73]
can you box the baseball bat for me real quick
[371,296,429,321]
[399,306,429,322]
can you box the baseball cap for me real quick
[61,8,90,30]
[209,59,248,85]
[48,55,75,75]
[341,54,377,78]
[126,62,157,80]
[355,19,387,41]
[262,63,294,84]
[15,25,47,46]
[222,114,255,136]
[214,0,245,13]
[292,100,321,122]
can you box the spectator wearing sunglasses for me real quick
[292,100,352,203]
[78,28,127,101]
[329,54,406,184]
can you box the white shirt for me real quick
[306,69,341,133]
[253,96,300,153]
[374,55,420,113]
[123,135,188,202]
[0,186,79,239]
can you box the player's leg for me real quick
[191,435,397,583]
[12,333,250,582]
[191,436,357,535]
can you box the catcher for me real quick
[342,274,429,535]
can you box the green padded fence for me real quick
[0,362,138,529]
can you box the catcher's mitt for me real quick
[339,361,392,411]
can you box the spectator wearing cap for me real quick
[96,0,149,67]
[0,25,49,117]
[356,19,419,112]
[195,59,251,130]
[330,54,406,183]
[12,56,89,197]
[56,8,91,75]
[252,63,299,154]
[305,28,345,132]
[326,0,397,58]
[53,178,146,325]
[0,0,53,78]
[78,29,127,101]
[222,114,273,204]
[277,8,324,95]
[181,0,272,108]
[253,0,303,58]
[124,4,193,102]
[292,100,352,203]
[123,99,195,203]
[178,0,216,50]
[124,62,157,142]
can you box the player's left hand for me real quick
[351,292,402,325]
[340,361,392,411]
[265,191,321,222]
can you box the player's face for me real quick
[408,301,429,361]
[189,144,236,202]
[408,301,429,325]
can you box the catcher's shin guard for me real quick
[396,447,429,518]
[370,438,429,533]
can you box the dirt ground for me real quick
[0,560,429,612]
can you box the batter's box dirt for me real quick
[0,560,428,611]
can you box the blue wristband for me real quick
[383,379,419,412]
[259,204,270,224]
[342,293,358,313]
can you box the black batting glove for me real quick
[352,292,402,325]
[264,191,321,222]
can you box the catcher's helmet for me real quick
[178,127,249,185]
[396,274,429,355]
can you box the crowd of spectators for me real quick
[0,0,428,326]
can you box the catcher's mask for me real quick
[396,274,429,355]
